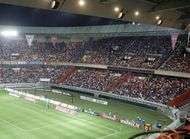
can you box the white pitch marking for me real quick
[97,131,119,139]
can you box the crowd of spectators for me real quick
[0,38,29,61]
[112,75,190,104]
[0,66,66,83]
[159,33,190,73]
[0,34,190,105]
[63,69,190,104]
[160,52,190,73]
[110,53,162,69]
[0,35,176,70]
[0,65,189,104]
[81,36,172,69]
[64,69,118,91]
[0,36,84,63]
[1,34,189,72]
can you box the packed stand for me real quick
[64,69,118,91]
[160,52,190,73]
[0,66,66,83]
[81,36,172,69]
[112,74,190,104]
[0,36,85,63]
[160,34,190,73]
[0,38,29,61]
[63,69,190,104]
[0,35,173,70]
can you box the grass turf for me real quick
[0,89,172,139]
[23,88,172,126]
[0,91,141,139]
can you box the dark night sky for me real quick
[0,3,128,27]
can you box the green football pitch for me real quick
[0,89,172,139]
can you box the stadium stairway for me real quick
[104,74,130,92]
[56,67,77,84]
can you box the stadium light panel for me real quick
[1,30,18,37]
[118,12,124,19]
[51,0,60,9]
[155,15,160,20]
[157,19,163,25]
[117,9,127,19]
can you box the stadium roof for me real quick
[0,24,182,37]
[0,0,189,29]
[0,4,127,27]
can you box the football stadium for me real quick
[0,0,190,139]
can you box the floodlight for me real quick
[78,0,86,7]
[155,16,160,20]
[1,30,18,37]
[114,6,120,12]
[134,10,140,16]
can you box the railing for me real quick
[0,60,43,65]
[1,61,190,79]
[0,61,108,69]
[0,24,182,36]
[155,70,190,78]
[0,83,38,88]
